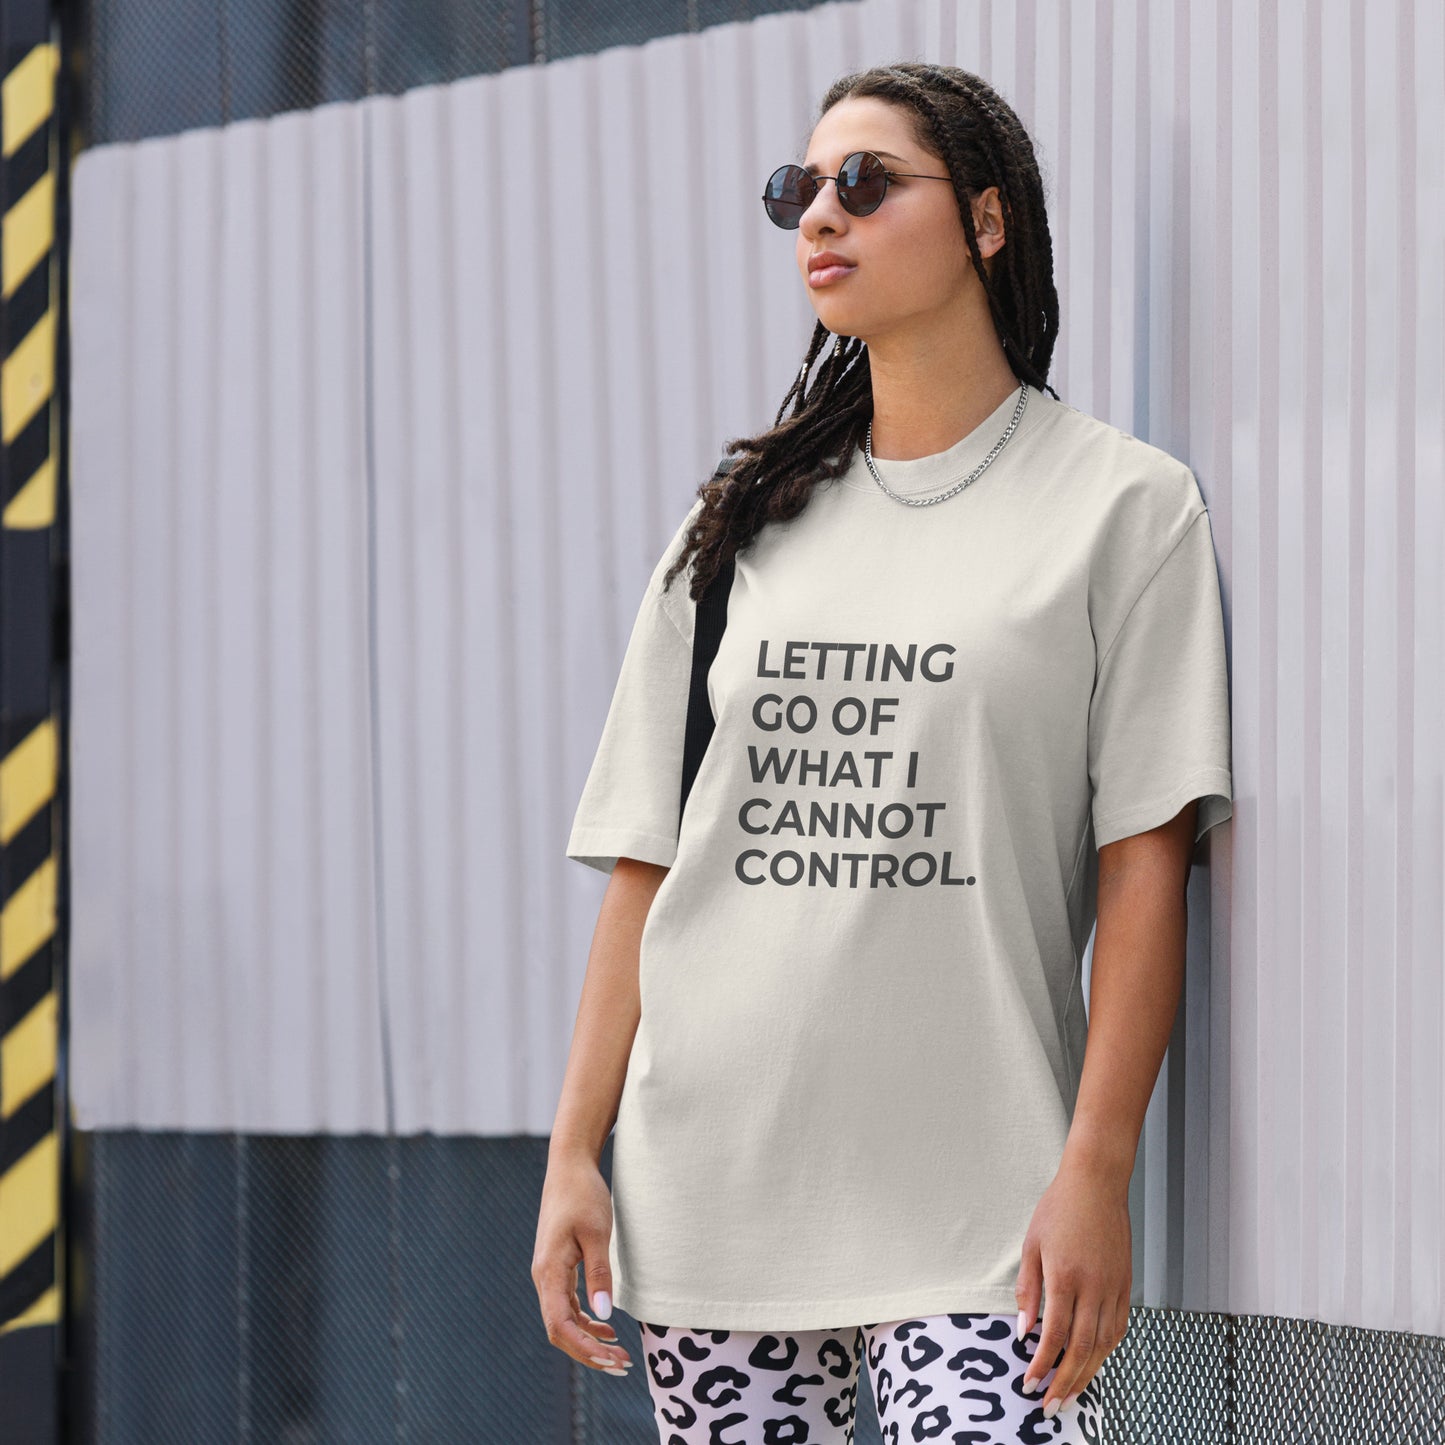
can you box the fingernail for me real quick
[1064,1393,1079,1411]
[593,1291,612,1320]
[602,1366,628,1377]
[1016,1309,1028,1340]
[1043,1396,1061,1419]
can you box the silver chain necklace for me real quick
[863,383,1030,506]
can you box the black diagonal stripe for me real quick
[0,261,51,357]
[0,121,50,210]
[0,709,53,760]
[0,404,52,519]
[3,2,51,54]
[0,532,51,717]
[0,946,53,1034]
[0,1320,56,1436]
[0,1230,54,1322]
[0,1082,54,1173]
[1,814,55,902]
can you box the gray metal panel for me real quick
[68,106,386,1133]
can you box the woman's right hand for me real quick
[532,1152,635,1377]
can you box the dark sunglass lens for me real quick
[762,163,815,229]
[838,152,888,215]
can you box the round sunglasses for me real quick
[761,150,953,229]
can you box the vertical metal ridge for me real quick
[360,83,395,1144]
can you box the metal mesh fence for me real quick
[70,0,845,147]
[74,1131,614,1443]
[71,1129,1445,1444]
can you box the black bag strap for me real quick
[679,455,739,825]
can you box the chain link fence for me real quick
[70,0,837,146]
[71,1131,1445,1443]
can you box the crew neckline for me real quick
[837,381,1050,497]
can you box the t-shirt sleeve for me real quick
[564,507,700,875]
[1087,505,1234,849]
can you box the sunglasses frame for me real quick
[761,150,953,229]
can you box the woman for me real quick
[534,61,1232,1444]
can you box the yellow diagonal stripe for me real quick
[0,1131,56,1275]
[1,452,55,529]
[0,1284,58,1333]
[2,45,57,159]
[0,720,56,844]
[3,170,54,299]
[1,856,56,981]
[2,990,56,1120]
[1,307,53,444]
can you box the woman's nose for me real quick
[800,179,848,237]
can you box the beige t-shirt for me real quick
[565,381,1233,1331]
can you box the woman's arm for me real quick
[533,855,668,1377]
[1063,797,1199,1182]
[1015,799,1199,1418]
[548,855,669,1165]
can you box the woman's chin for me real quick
[810,303,865,336]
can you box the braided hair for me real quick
[661,62,1060,603]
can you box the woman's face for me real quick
[794,96,1002,347]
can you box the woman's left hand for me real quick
[1013,1155,1132,1417]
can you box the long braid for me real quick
[884,64,1059,392]
[662,62,1061,603]
[942,67,1060,385]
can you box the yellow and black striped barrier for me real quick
[0,0,64,1437]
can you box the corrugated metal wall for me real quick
[66,0,1445,1337]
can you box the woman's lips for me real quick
[808,263,857,287]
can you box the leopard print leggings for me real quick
[638,1312,1105,1444]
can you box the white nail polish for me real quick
[1016,1309,1027,1340]
[593,1290,613,1320]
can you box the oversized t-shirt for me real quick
[564,380,1233,1332]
